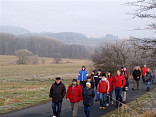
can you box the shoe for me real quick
[53,116,56,117]
[99,107,103,109]
[123,101,126,104]
[119,103,122,107]
[132,88,135,91]
[95,99,98,102]
[103,107,105,109]
[111,101,114,105]
[106,104,109,107]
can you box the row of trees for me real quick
[0,33,90,59]
[92,39,155,74]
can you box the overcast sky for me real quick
[0,0,155,38]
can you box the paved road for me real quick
[0,80,156,117]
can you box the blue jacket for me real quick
[78,70,88,81]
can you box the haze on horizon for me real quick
[0,0,155,38]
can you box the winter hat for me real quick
[98,69,101,71]
[72,79,77,82]
[87,76,91,79]
[86,82,91,85]
[56,77,61,80]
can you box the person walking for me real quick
[141,65,147,83]
[78,66,88,88]
[132,66,141,90]
[106,71,114,106]
[152,66,156,84]
[97,73,109,109]
[49,77,66,117]
[122,68,129,104]
[145,68,152,91]
[83,76,95,89]
[82,82,95,117]
[114,70,126,107]
[91,70,95,80]
[94,69,102,101]
[66,79,83,117]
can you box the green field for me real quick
[0,55,92,113]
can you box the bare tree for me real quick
[15,49,33,64]
[126,0,156,64]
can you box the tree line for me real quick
[0,33,91,59]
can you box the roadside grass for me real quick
[101,88,156,117]
[0,80,72,113]
[0,55,92,113]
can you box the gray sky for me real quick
[0,0,155,38]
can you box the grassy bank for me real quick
[101,88,156,117]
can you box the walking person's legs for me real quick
[118,88,123,106]
[122,91,126,103]
[72,102,78,117]
[52,101,57,117]
[95,86,99,101]
[99,92,103,108]
[86,106,91,117]
[137,80,139,90]
[84,105,87,116]
[115,88,119,106]
[103,93,106,108]
[146,81,150,91]
[132,80,136,90]
[56,102,62,117]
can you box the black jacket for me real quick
[82,87,95,106]
[49,81,66,102]
[145,72,152,82]
[133,70,141,80]
[94,73,102,88]
[83,80,95,89]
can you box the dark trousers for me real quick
[84,105,91,117]
[52,101,62,117]
[115,87,123,105]
[107,91,113,104]
[80,81,86,88]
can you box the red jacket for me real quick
[107,76,114,91]
[97,79,109,93]
[141,68,147,76]
[114,75,126,88]
[66,84,83,102]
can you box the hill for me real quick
[0,25,118,46]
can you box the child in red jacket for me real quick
[66,79,83,117]
[97,73,109,109]
[114,70,126,107]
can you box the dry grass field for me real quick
[0,55,92,113]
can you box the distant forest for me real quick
[0,33,91,59]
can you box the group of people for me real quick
[132,65,156,91]
[49,65,156,117]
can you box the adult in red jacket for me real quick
[66,79,83,117]
[141,65,147,83]
[114,70,126,107]
[106,71,114,106]
[97,73,109,109]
